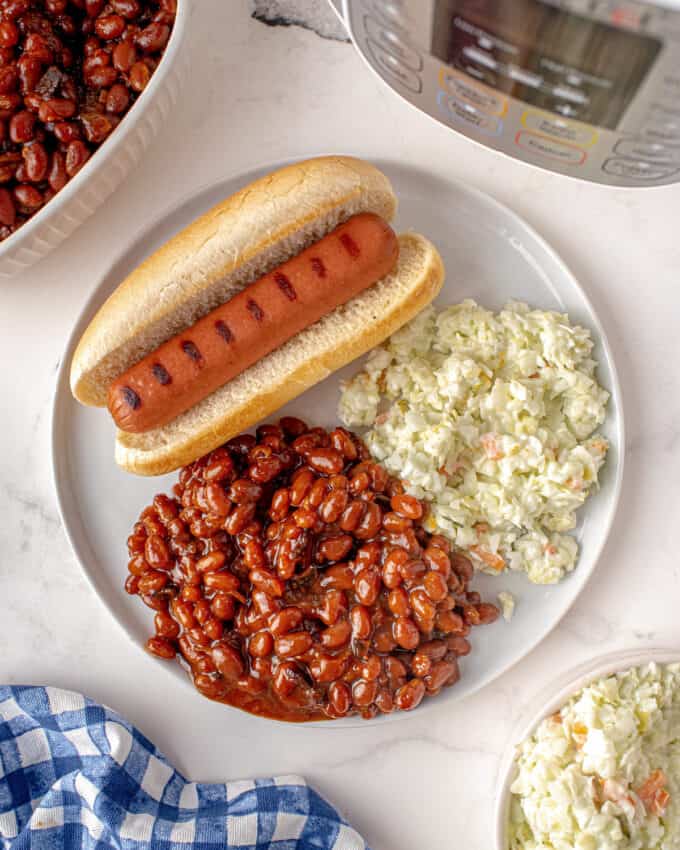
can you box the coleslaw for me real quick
[509,662,680,850]
[339,300,609,584]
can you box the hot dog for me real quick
[70,156,444,475]
[108,213,398,433]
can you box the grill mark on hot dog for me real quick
[339,233,360,258]
[152,363,171,385]
[247,299,264,321]
[310,257,326,278]
[274,272,296,301]
[122,386,141,409]
[215,320,234,342]
[181,340,202,362]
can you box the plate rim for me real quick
[51,153,625,726]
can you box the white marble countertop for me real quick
[1,2,680,848]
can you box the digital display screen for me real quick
[429,0,662,129]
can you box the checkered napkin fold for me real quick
[0,686,368,850]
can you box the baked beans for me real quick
[0,0,176,241]
[127,420,499,721]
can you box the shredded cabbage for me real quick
[510,663,680,850]
[498,591,516,622]
[339,300,609,584]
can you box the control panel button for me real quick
[439,67,508,116]
[602,158,678,181]
[452,14,517,58]
[551,84,589,106]
[462,46,499,71]
[507,65,543,88]
[437,91,503,136]
[363,15,422,71]
[522,110,598,147]
[456,60,499,90]
[614,138,680,163]
[367,39,422,93]
[553,103,583,119]
[464,65,490,83]
[515,131,587,165]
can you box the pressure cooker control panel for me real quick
[344,0,680,186]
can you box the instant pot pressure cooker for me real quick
[329,0,680,186]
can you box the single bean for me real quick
[423,570,448,602]
[154,611,180,639]
[393,616,420,650]
[249,630,274,658]
[319,488,348,523]
[425,659,460,693]
[146,636,175,659]
[95,14,126,40]
[0,187,16,226]
[212,643,244,679]
[210,593,235,621]
[349,605,371,639]
[391,493,424,519]
[203,571,240,594]
[196,551,226,573]
[249,568,284,598]
[309,653,349,683]
[320,619,351,649]
[352,679,378,708]
[224,503,256,535]
[394,678,425,711]
[320,563,355,591]
[317,533,353,562]
[327,680,351,716]
[317,589,347,626]
[269,607,303,637]
[275,631,313,659]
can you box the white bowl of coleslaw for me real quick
[495,648,680,850]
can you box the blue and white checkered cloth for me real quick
[0,686,368,850]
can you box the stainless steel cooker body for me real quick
[330,0,680,186]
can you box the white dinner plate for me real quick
[52,157,624,724]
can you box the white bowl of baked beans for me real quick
[0,0,188,278]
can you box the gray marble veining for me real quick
[251,0,349,40]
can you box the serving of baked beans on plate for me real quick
[124,418,500,722]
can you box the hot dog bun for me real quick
[70,156,444,476]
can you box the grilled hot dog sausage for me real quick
[108,213,399,433]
